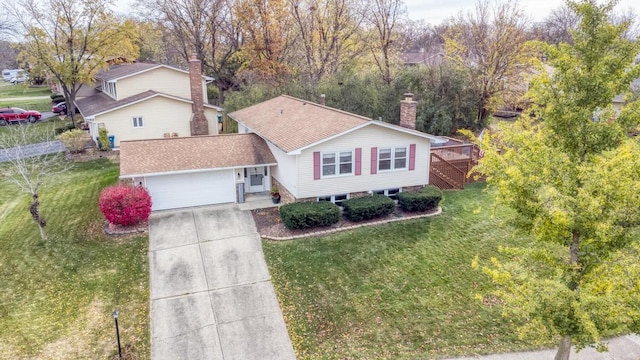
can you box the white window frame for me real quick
[321,150,354,178]
[317,193,350,206]
[132,116,144,128]
[378,146,408,172]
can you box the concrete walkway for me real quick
[445,335,640,360]
[0,95,52,102]
[148,205,296,360]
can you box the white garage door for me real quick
[146,170,235,210]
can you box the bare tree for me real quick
[290,0,366,85]
[444,0,533,123]
[138,0,243,104]
[0,125,72,240]
[363,0,406,84]
[540,5,580,45]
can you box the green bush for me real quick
[280,201,341,230]
[98,128,111,151]
[54,122,76,135]
[342,195,395,221]
[56,129,89,153]
[397,186,443,212]
[51,94,65,103]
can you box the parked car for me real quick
[10,75,28,84]
[52,101,79,115]
[0,107,42,125]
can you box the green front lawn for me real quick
[0,83,53,98]
[264,183,548,359]
[0,120,76,148]
[0,159,149,359]
[0,98,55,113]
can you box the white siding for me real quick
[267,142,299,197]
[96,97,193,147]
[297,125,431,198]
[205,107,220,135]
[116,67,208,101]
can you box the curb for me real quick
[262,206,442,241]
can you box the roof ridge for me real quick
[279,94,372,122]
[119,132,256,144]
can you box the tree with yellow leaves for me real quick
[10,0,139,126]
[473,1,640,359]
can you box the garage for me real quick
[145,170,235,211]
[119,134,276,211]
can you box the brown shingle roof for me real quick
[96,63,161,81]
[76,91,221,117]
[76,90,158,117]
[119,133,277,176]
[229,95,370,153]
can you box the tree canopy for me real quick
[473,1,640,359]
[12,0,139,125]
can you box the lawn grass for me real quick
[0,98,54,113]
[0,83,53,98]
[0,119,75,148]
[263,183,549,359]
[0,159,149,359]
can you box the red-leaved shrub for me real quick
[99,185,152,226]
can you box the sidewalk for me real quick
[0,95,51,102]
[445,335,640,360]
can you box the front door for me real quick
[247,166,266,193]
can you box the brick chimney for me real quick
[399,92,417,129]
[319,94,326,106]
[189,53,209,136]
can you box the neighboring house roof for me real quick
[229,95,445,154]
[95,62,213,82]
[401,51,445,66]
[96,63,160,81]
[120,133,277,177]
[76,90,222,118]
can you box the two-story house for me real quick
[75,57,221,148]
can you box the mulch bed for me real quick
[252,206,440,240]
[66,148,119,163]
[104,221,148,237]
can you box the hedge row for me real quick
[342,195,395,221]
[397,186,443,212]
[279,201,341,230]
[279,186,443,230]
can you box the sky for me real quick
[403,0,640,25]
[114,0,639,25]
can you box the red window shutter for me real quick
[355,148,362,176]
[370,147,378,174]
[313,151,321,180]
[409,144,416,171]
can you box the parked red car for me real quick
[0,107,42,125]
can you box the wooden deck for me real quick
[430,140,483,190]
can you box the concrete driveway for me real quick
[149,205,296,360]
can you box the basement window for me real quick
[318,193,349,207]
[372,188,401,200]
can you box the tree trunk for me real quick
[29,194,47,240]
[554,335,572,360]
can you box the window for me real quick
[378,147,407,171]
[322,151,353,177]
[132,117,143,128]
[318,193,349,207]
[373,188,401,200]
